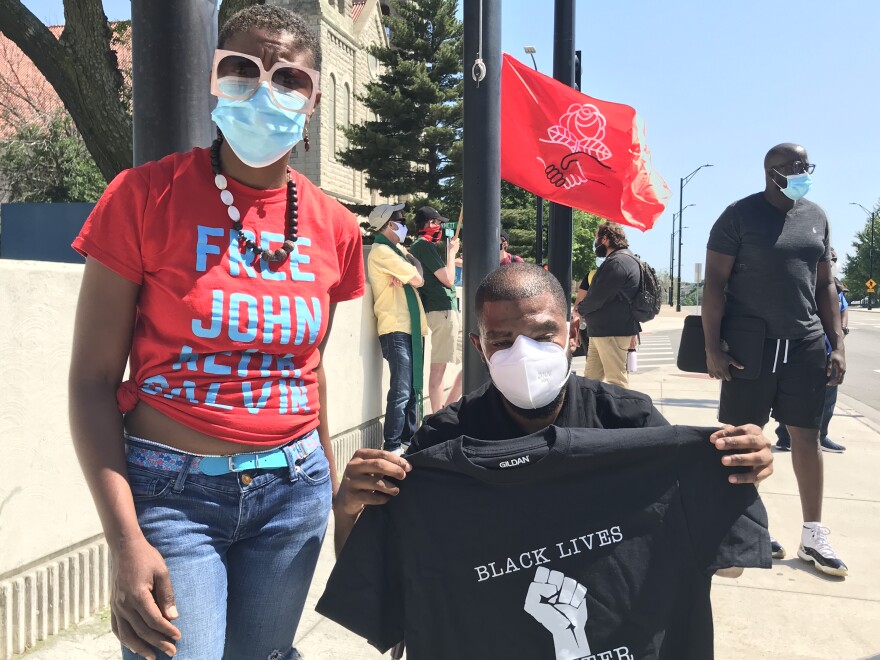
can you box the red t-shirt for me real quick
[73,148,365,446]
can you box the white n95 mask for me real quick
[487,334,570,409]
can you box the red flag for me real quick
[501,54,670,231]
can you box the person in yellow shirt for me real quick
[367,204,429,454]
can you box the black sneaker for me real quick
[820,437,846,453]
[798,526,848,577]
[775,436,791,451]
[770,536,786,559]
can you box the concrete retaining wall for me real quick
[0,257,451,658]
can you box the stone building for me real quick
[281,0,392,208]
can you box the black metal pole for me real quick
[668,216,675,306]
[132,0,217,166]
[676,177,684,311]
[548,0,575,311]
[527,57,544,266]
[462,0,502,393]
[536,197,544,265]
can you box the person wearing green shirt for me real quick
[409,206,462,413]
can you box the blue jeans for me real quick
[122,439,332,660]
[379,332,418,451]
[776,385,838,441]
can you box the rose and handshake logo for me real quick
[538,103,614,191]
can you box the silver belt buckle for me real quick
[228,452,261,472]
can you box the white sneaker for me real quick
[798,524,848,577]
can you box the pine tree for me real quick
[339,0,463,211]
[842,205,880,303]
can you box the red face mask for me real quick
[419,224,443,243]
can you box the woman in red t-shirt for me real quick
[69,7,364,659]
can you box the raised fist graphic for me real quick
[524,566,591,660]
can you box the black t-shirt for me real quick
[317,425,771,659]
[706,192,832,339]
[408,374,668,453]
[581,250,641,337]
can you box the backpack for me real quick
[623,252,662,322]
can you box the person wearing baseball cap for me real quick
[368,203,407,231]
[366,204,428,455]
[410,206,462,412]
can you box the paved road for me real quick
[647,307,880,428]
[838,307,880,427]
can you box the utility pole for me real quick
[462,0,502,393]
[548,0,575,309]
[132,0,217,166]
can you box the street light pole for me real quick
[524,46,544,265]
[851,202,877,310]
[668,214,676,306]
[668,204,694,306]
[676,165,713,312]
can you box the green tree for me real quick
[339,0,463,211]
[0,112,105,202]
[842,204,880,302]
[500,182,603,283]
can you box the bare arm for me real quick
[816,261,846,384]
[403,253,424,287]
[702,250,743,380]
[69,259,180,658]
[317,304,340,498]
[433,238,460,288]
[573,287,587,307]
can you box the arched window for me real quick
[327,74,337,160]
[342,83,351,151]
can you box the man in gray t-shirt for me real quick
[702,143,847,577]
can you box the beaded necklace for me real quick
[209,136,298,263]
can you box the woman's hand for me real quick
[110,536,181,660]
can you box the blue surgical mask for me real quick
[775,171,813,201]
[211,82,308,168]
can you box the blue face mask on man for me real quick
[211,82,308,168]
[774,170,813,201]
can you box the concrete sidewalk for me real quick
[22,310,880,659]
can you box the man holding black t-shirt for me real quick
[324,264,775,659]
[703,143,847,576]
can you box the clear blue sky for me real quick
[23,0,880,279]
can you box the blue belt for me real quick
[125,430,321,476]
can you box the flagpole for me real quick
[524,46,544,266]
[462,0,502,394]
[548,0,576,312]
